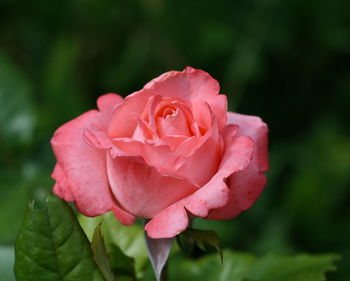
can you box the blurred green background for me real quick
[0,0,349,280]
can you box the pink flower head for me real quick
[51,67,269,238]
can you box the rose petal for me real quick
[145,126,255,238]
[143,67,219,101]
[106,154,199,219]
[108,98,146,138]
[111,138,176,169]
[134,67,226,126]
[84,127,115,150]
[97,93,124,113]
[227,112,269,171]
[156,108,191,137]
[207,113,269,219]
[173,121,222,186]
[112,205,136,226]
[97,93,124,130]
[52,164,74,201]
[171,104,222,186]
[51,110,114,216]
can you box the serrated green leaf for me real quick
[14,194,104,281]
[91,224,115,281]
[170,250,339,281]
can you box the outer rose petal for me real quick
[52,164,74,201]
[106,154,199,219]
[145,126,255,238]
[207,112,269,220]
[51,110,114,216]
[97,93,124,113]
[227,112,269,171]
[112,205,136,226]
[143,67,220,100]
[97,93,124,130]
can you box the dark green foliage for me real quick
[14,195,103,281]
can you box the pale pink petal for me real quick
[156,108,191,137]
[108,98,146,138]
[207,113,269,219]
[140,95,194,137]
[145,205,189,238]
[52,164,74,201]
[173,122,222,186]
[84,127,115,150]
[160,135,188,151]
[143,67,220,101]
[111,138,177,169]
[97,93,124,130]
[175,136,199,156]
[145,127,255,238]
[112,205,136,226]
[106,154,199,219]
[209,94,227,130]
[97,93,124,113]
[132,120,155,142]
[227,112,269,171]
[207,166,266,220]
[171,106,223,186]
[51,110,114,216]
[191,100,212,132]
[132,67,226,124]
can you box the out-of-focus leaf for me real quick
[91,224,115,281]
[170,250,339,281]
[79,214,104,241]
[109,244,135,278]
[79,213,148,277]
[0,245,15,281]
[0,53,34,144]
[14,194,103,281]
[145,231,173,281]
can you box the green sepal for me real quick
[177,228,223,263]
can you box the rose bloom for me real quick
[51,67,268,238]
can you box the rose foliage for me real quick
[51,67,269,238]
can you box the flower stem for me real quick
[160,261,168,281]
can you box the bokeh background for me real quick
[0,0,349,280]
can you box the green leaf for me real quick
[91,224,115,281]
[0,245,15,281]
[170,250,339,281]
[109,245,135,277]
[79,213,148,277]
[14,194,104,281]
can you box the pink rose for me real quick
[51,67,268,238]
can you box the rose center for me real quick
[162,108,178,119]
